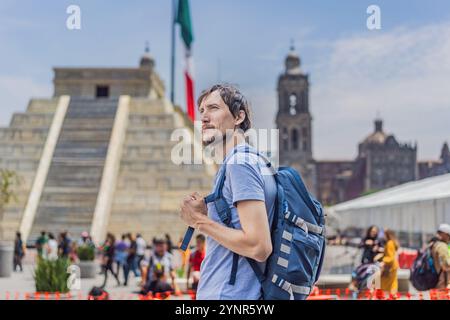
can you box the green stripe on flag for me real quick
[176,0,194,49]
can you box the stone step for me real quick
[119,159,208,170]
[53,147,108,158]
[64,111,117,119]
[123,139,179,148]
[45,166,103,177]
[53,141,110,149]
[58,129,112,142]
[60,118,116,130]
[129,99,167,115]
[65,102,118,115]
[45,168,104,180]
[38,203,95,217]
[0,150,42,159]
[10,113,54,128]
[69,97,119,105]
[0,159,39,171]
[126,127,177,134]
[0,141,47,147]
[45,177,102,188]
[37,198,97,209]
[124,131,174,144]
[0,128,49,142]
[0,144,42,154]
[49,157,105,166]
[26,99,58,113]
[128,114,175,128]
[45,162,105,172]
[29,98,118,238]
[40,192,98,203]
[41,186,99,194]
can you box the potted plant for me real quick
[33,257,71,299]
[0,169,20,278]
[77,244,97,278]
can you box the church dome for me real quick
[285,43,302,74]
[140,42,154,69]
[362,119,388,145]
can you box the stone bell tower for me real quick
[275,43,316,193]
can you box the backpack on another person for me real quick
[410,240,443,291]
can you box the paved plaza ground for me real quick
[0,249,192,300]
[1,248,447,300]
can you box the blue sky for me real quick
[1,0,450,160]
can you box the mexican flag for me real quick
[176,0,195,122]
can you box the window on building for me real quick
[292,128,299,150]
[96,85,109,98]
[303,141,307,151]
[289,94,297,115]
[282,127,289,151]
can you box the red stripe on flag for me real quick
[185,71,195,122]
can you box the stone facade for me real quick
[418,142,450,179]
[0,54,214,243]
[53,54,165,99]
[358,119,417,191]
[0,99,59,240]
[276,48,419,206]
[314,119,417,206]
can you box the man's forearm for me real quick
[195,215,264,261]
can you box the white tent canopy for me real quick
[326,173,450,237]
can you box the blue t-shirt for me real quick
[196,144,277,300]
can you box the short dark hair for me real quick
[197,83,252,132]
[196,234,206,242]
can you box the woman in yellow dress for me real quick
[380,229,399,295]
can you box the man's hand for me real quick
[180,192,208,228]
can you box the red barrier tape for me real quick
[311,288,450,300]
[3,288,449,300]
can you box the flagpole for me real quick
[170,0,176,105]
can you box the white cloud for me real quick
[250,21,450,160]
[312,22,450,160]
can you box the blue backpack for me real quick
[181,147,326,300]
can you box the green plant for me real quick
[0,169,21,240]
[77,245,95,261]
[34,257,70,293]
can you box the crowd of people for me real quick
[97,232,206,296]
[14,223,448,298]
[13,229,207,297]
[349,224,450,295]
[13,230,94,271]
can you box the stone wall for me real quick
[0,99,58,240]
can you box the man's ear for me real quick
[234,110,245,127]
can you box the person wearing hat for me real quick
[431,223,450,289]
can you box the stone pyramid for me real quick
[0,55,215,244]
